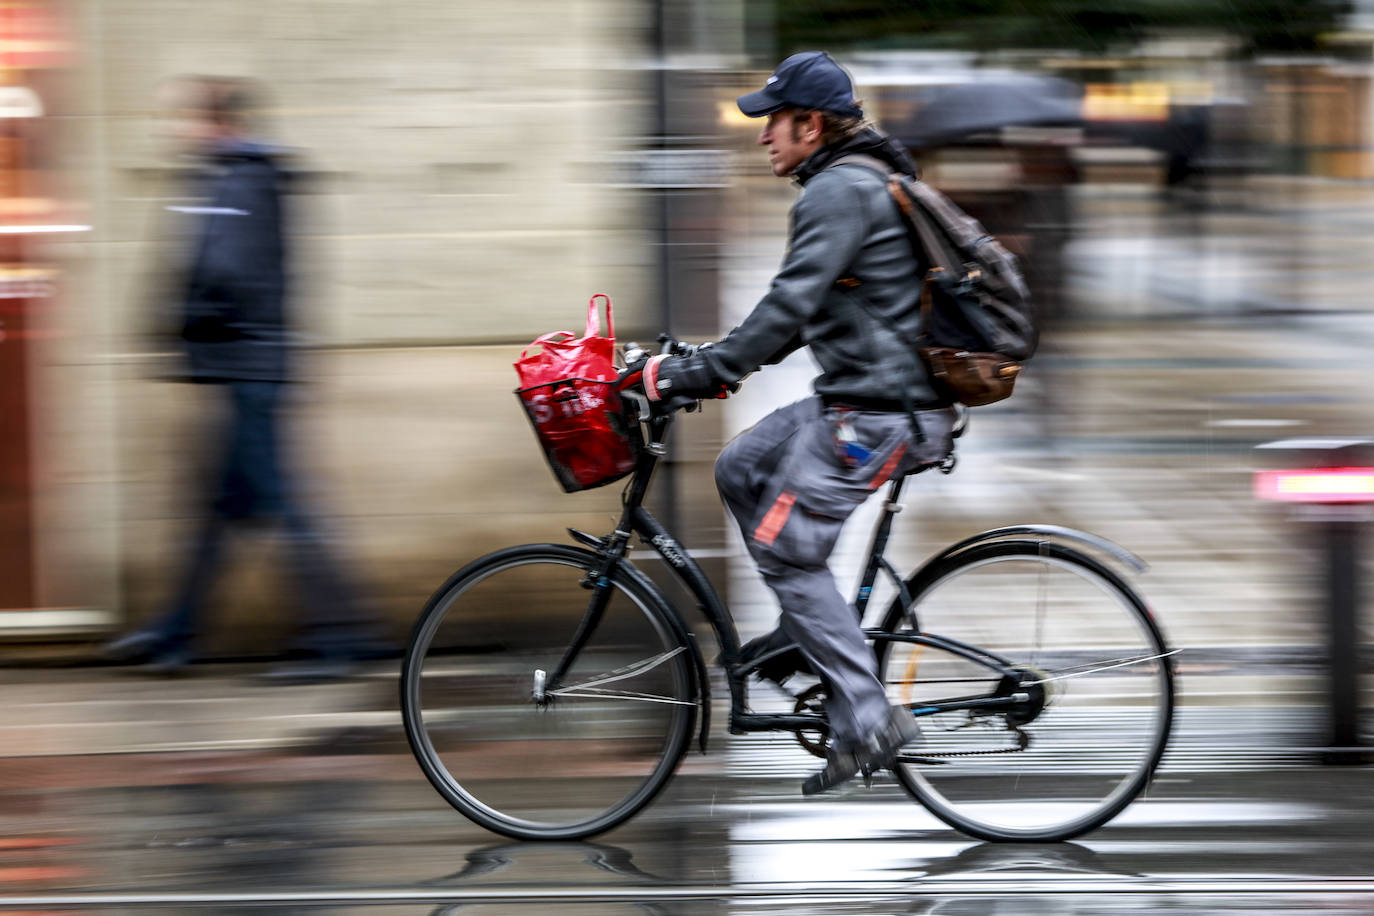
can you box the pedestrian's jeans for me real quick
[153,379,369,657]
[715,396,955,751]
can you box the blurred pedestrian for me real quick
[626,52,955,793]
[103,76,383,681]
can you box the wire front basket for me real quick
[516,377,637,492]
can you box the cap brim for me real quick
[737,88,786,118]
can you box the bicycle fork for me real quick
[538,528,636,705]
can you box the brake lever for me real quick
[619,388,652,422]
[662,395,698,414]
[656,333,701,359]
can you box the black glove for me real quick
[645,353,737,403]
[616,358,698,415]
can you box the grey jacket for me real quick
[668,129,942,409]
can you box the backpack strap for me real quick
[885,179,960,276]
[827,155,961,275]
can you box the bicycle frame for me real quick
[403,379,1173,844]
[546,403,1046,747]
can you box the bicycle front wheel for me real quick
[877,540,1174,842]
[401,544,697,840]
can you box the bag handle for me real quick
[520,330,576,361]
[585,293,615,341]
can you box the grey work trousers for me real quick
[716,396,956,751]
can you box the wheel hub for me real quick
[532,668,549,706]
[997,666,1050,727]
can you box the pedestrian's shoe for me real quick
[101,630,170,665]
[800,706,922,796]
[141,644,194,677]
[859,706,923,772]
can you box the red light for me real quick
[1254,468,1374,504]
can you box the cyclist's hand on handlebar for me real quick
[680,341,738,399]
[616,364,698,415]
[619,334,737,410]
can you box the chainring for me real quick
[791,684,831,759]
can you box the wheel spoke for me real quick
[1033,541,1049,666]
[551,687,697,706]
[550,647,687,694]
[1026,648,1181,684]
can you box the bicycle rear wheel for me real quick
[401,544,697,840]
[876,540,1174,842]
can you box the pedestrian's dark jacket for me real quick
[180,139,291,383]
[667,127,942,409]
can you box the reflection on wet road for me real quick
[1,752,1372,914]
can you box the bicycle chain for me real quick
[791,684,1032,760]
[904,728,1029,759]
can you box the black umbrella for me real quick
[898,75,1083,148]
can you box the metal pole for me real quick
[1323,518,1363,764]
[651,0,679,538]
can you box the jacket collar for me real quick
[792,126,919,185]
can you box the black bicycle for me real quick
[401,337,1176,843]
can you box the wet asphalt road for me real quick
[1,709,1372,916]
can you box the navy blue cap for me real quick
[737,51,863,119]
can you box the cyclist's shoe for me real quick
[801,706,922,796]
[862,705,924,768]
[801,746,863,796]
[738,631,813,688]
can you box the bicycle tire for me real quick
[401,543,697,840]
[876,539,1175,842]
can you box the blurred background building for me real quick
[5,0,1374,665]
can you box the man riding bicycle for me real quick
[628,52,957,794]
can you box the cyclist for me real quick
[633,52,958,794]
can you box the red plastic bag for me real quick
[515,294,636,492]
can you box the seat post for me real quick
[853,476,907,617]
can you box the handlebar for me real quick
[615,333,708,417]
[658,333,697,358]
[621,333,695,373]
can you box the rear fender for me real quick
[928,525,1148,574]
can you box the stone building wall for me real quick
[29,0,671,650]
